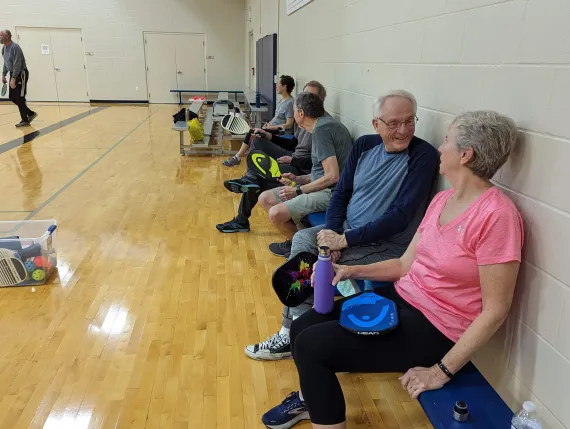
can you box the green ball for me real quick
[32,269,46,282]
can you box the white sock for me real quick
[279,326,290,337]
[298,390,304,401]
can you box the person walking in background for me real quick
[1,29,38,127]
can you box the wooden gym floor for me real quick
[0,102,433,429]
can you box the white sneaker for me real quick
[245,332,292,361]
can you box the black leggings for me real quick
[9,69,34,122]
[290,284,454,425]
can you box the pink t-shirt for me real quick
[395,187,524,342]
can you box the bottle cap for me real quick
[523,401,537,413]
[318,246,330,257]
[453,401,469,422]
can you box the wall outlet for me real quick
[136,86,139,91]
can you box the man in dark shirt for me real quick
[245,90,440,361]
[1,30,38,127]
[216,81,327,234]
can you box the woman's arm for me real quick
[331,232,421,285]
[441,261,520,373]
[265,117,295,131]
[279,117,295,130]
[400,261,520,398]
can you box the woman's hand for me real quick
[332,263,352,286]
[330,250,342,263]
[252,128,272,140]
[399,365,449,399]
[277,156,292,164]
[264,124,280,131]
[317,229,348,251]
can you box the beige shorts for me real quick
[272,187,332,223]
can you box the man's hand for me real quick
[10,78,16,89]
[2,76,6,84]
[277,156,292,164]
[279,173,298,186]
[399,365,449,399]
[279,186,297,202]
[252,128,272,140]
[317,229,348,251]
[264,124,280,131]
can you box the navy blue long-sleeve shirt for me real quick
[326,134,439,251]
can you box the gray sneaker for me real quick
[222,155,241,167]
[28,112,38,123]
[269,240,292,258]
[15,121,30,128]
[245,332,292,361]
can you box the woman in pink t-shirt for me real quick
[262,111,524,429]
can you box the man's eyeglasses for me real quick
[375,115,419,130]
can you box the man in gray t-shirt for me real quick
[259,92,353,256]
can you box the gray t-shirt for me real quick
[269,97,294,126]
[310,116,353,185]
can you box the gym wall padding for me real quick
[256,34,278,124]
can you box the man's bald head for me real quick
[0,30,12,45]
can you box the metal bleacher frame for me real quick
[171,88,269,158]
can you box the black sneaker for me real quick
[244,332,292,361]
[15,121,30,128]
[28,112,38,123]
[216,219,250,233]
[224,177,260,194]
[269,240,292,257]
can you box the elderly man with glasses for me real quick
[245,89,440,362]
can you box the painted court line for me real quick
[25,107,162,220]
[0,106,109,155]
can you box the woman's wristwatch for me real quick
[296,185,303,196]
[437,361,454,379]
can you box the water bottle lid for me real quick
[523,401,537,413]
[318,246,330,257]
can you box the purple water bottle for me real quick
[314,246,335,314]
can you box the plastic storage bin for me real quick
[0,220,57,287]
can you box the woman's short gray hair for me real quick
[452,110,518,180]
[373,90,417,118]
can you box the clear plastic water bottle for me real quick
[511,401,542,429]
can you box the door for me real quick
[15,28,58,102]
[144,33,177,104]
[175,34,205,92]
[16,27,89,102]
[50,29,89,102]
[144,32,206,104]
